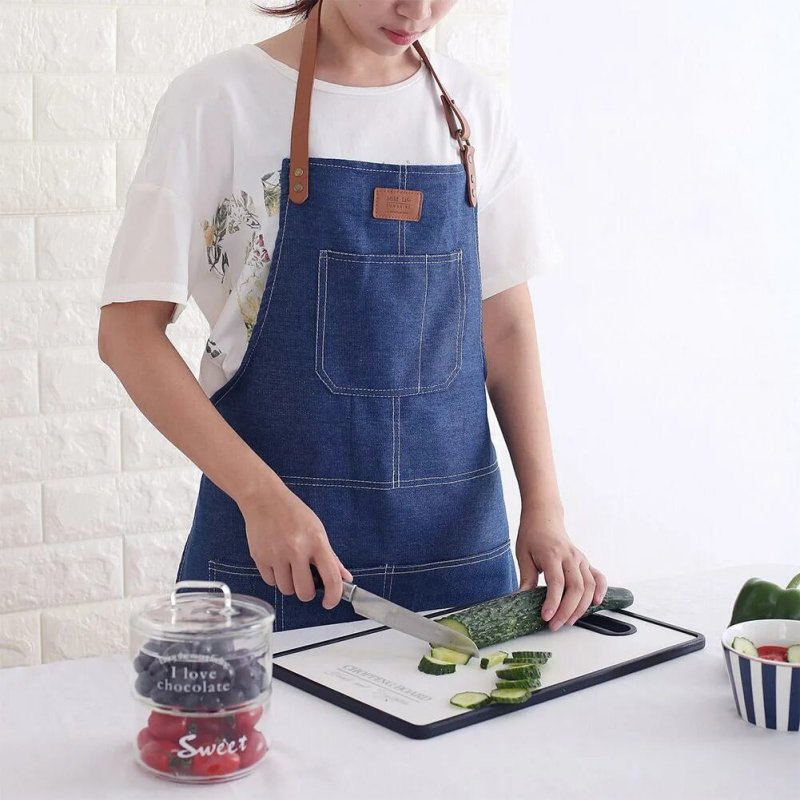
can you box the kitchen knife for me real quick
[309,565,479,657]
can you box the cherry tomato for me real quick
[147,710,188,741]
[234,706,263,733]
[757,645,789,662]
[238,730,269,770]
[192,716,228,737]
[190,746,241,778]
[140,739,192,775]
[137,727,156,750]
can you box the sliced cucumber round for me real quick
[449,692,492,709]
[496,663,540,680]
[496,677,541,690]
[731,636,758,658]
[788,644,800,664]
[418,655,457,675]
[429,618,471,647]
[490,687,533,704]
[512,650,552,660]
[479,651,508,669]
[430,646,472,665]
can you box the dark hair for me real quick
[251,0,319,20]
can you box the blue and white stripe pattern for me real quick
[723,645,800,731]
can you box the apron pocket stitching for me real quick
[315,249,465,396]
[279,459,497,486]
[390,540,511,575]
[209,559,390,579]
[282,461,498,489]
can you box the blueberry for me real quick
[239,681,260,701]
[221,686,247,707]
[198,694,224,712]
[235,660,260,682]
[143,639,168,656]
[212,639,236,657]
[148,659,168,679]
[181,692,202,711]
[135,670,155,697]
[133,652,154,673]
[150,688,176,706]
[162,642,188,658]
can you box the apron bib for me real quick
[176,0,519,631]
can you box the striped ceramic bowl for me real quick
[721,618,800,731]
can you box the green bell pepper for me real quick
[729,571,800,625]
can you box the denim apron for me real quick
[176,0,519,632]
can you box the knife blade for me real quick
[310,566,479,657]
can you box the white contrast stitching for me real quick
[397,395,401,486]
[387,564,396,600]
[283,461,499,489]
[321,252,459,261]
[391,396,396,488]
[279,459,499,484]
[310,162,463,176]
[390,543,510,576]
[318,541,511,577]
[315,248,466,394]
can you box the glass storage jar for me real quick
[129,580,275,783]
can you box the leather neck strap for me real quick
[288,0,477,206]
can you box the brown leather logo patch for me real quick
[372,187,423,221]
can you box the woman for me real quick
[98,0,607,632]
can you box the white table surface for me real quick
[1,562,797,799]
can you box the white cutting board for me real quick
[273,609,702,735]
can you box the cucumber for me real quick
[503,656,547,666]
[418,655,456,675]
[449,692,492,709]
[731,636,758,658]
[496,663,540,681]
[787,645,800,664]
[435,586,634,649]
[430,646,472,665]
[497,662,541,680]
[479,651,508,669]
[429,617,471,646]
[490,687,532,704]
[496,677,541,690]
[512,650,551,663]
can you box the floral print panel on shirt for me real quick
[200,170,281,361]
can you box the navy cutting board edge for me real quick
[271,603,705,739]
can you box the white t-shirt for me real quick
[100,42,564,398]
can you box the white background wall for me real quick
[1,0,796,668]
[493,0,799,584]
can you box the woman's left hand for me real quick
[515,507,608,631]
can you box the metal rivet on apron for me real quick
[293,183,303,192]
[294,167,304,176]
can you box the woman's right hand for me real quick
[238,476,353,610]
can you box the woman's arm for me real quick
[97,300,352,607]
[482,282,607,629]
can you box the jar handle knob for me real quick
[170,580,232,611]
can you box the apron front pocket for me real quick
[315,249,466,397]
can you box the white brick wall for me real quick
[0,0,511,668]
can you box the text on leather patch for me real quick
[373,187,423,222]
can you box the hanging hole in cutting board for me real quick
[574,613,637,636]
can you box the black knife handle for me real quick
[310,564,325,595]
[310,564,354,601]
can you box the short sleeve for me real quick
[477,89,565,300]
[100,82,209,324]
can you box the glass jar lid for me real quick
[131,580,275,643]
